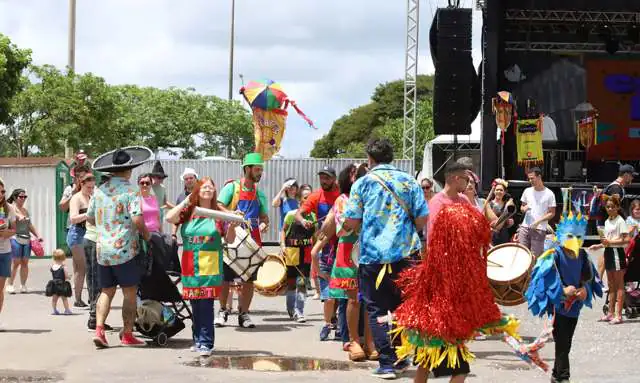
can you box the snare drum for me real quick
[487,243,534,306]
[254,254,288,297]
[224,226,268,282]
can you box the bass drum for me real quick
[486,243,534,306]
[254,254,288,297]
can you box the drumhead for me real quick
[487,244,533,282]
[255,256,286,287]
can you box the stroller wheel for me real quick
[602,304,609,315]
[626,308,638,319]
[155,332,168,347]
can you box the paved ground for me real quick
[1,258,639,383]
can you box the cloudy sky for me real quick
[0,0,482,158]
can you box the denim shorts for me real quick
[0,252,11,277]
[66,225,86,248]
[98,258,140,289]
[11,239,31,259]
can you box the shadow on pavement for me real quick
[1,329,52,334]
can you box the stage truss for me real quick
[402,0,419,165]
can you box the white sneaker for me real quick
[6,285,15,294]
[198,345,213,356]
[295,314,306,323]
[20,285,28,294]
[214,310,229,327]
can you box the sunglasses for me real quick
[18,195,28,200]
[139,181,151,186]
[422,186,431,191]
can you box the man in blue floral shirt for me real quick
[344,139,428,379]
[87,147,152,349]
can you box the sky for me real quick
[0,0,482,158]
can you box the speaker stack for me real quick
[432,8,473,136]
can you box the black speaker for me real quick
[433,8,473,136]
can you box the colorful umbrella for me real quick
[241,79,288,110]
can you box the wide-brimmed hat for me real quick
[150,160,168,179]
[92,146,153,173]
[243,153,264,168]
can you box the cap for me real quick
[619,164,638,176]
[181,167,198,179]
[318,165,337,178]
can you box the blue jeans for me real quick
[0,252,11,277]
[191,299,215,350]
[285,287,306,316]
[358,259,411,370]
[338,299,349,343]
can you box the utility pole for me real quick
[65,0,77,159]
[227,0,236,101]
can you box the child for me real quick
[626,199,640,238]
[591,194,629,324]
[526,202,602,383]
[45,249,72,315]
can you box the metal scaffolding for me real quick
[402,0,419,165]
[504,9,640,24]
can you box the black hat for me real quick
[318,165,337,178]
[92,146,153,173]
[620,164,639,176]
[150,160,168,179]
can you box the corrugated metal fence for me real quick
[0,166,58,255]
[133,159,413,242]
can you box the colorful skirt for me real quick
[328,240,358,299]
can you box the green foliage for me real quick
[311,75,434,161]
[0,54,252,158]
[374,99,435,165]
[0,34,32,126]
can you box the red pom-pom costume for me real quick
[391,203,521,370]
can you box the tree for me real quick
[0,34,32,126]
[311,75,434,160]
[374,99,435,165]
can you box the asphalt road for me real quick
[0,258,639,382]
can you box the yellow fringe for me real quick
[392,315,522,370]
[375,264,393,290]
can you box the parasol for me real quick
[241,80,288,110]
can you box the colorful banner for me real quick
[492,91,516,145]
[516,117,544,166]
[577,115,598,150]
[252,108,287,161]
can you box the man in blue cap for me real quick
[215,153,269,329]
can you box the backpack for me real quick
[228,181,241,211]
[589,182,622,221]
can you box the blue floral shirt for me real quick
[344,164,428,265]
[87,176,142,266]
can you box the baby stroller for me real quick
[603,235,640,319]
[135,233,192,347]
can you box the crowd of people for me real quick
[0,140,639,382]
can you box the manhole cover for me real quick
[185,355,371,372]
[0,370,63,382]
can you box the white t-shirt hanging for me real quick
[520,187,556,228]
[604,215,629,248]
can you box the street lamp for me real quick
[65,0,77,159]
[228,0,235,101]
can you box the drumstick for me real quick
[487,259,503,267]
[483,185,497,214]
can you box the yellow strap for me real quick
[375,264,393,289]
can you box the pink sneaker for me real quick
[93,328,109,349]
[121,332,146,347]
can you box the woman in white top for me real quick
[590,194,629,324]
[6,188,42,294]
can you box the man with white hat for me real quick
[171,168,199,240]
